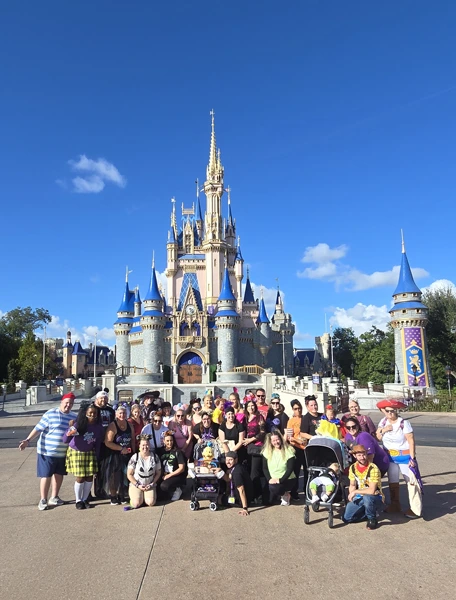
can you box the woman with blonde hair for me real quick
[127,435,161,508]
[262,430,296,506]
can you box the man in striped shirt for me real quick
[19,393,77,511]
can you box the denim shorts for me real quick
[37,454,67,478]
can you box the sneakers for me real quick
[75,501,86,510]
[280,495,290,506]
[84,500,92,509]
[110,496,121,505]
[171,487,183,502]
[311,495,319,504]
[38,499,48,511]
[321,493,329,502]
[48,496,64,506]
[366,518,378,530]
[404,509,420,519]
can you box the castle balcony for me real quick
[232,365,265,375]
[116,366,151,377]
[178,335,203,349]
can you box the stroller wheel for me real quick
[304,506,310,525]
[328,511,334,528]
[209,502,217,512]
[190,501,200,511]
[311,501,320,513]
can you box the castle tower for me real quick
[141,259,165,374]
[271,288,296,375]
[114,267,134,368]
[234,237,244,312]
[203,110,226,304]
[62,330,73,377]
[134,286,141,317]
[257,296,272,365]
[389,234,433,388]
[215,266,239,371]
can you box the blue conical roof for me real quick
[275,290,281,304]
[244,277,255,303]
[218,267,236,302]
[195,197,203,221]
[117,281,134,313]
[235,242,243,261]
[257,298,270,324]
[393,251,421,295]
[144,267,162,301]
[134,287,141,303]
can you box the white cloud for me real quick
[293,324,313,342]
[297,242,429,291]
[422,279,456,295]
[47,315,115,348]
[329,303,390,336]
[59,154,127,194]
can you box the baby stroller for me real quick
[303,437,348,528]
[188,439,224,512]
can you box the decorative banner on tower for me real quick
[401,327,429,387]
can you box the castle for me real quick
[113,112,296,388]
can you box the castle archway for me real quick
[177,351,203,384]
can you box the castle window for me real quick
[416,309,421,313]
[402,310,406,314]
[402,294,406,297]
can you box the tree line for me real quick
[333,287,456,390]
[0,307,59,388]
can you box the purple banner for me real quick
[401,327,428,387]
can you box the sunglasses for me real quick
[256,395,265,398]
[271,401,280,405]
[384,409,396,413]
[176,414,184,418]
[153,420,162,423]
[292,406,302,410]
[193,406,201,410]
[346,425,358,430]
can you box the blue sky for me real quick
[1,1,455,348]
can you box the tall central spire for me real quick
[206,109,223,182]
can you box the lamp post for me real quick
[350,362,354,380]
[411,364,418,387]
[42,325,47,380]
[445,365,452,399]
[329,325,334,378]
[94,331,98,380]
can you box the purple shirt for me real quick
[345,431,389,475]
[63,423,104,459]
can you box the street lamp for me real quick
[42,325,47,380]
[350,363,354,380]
[445,365,452,399]
[411,364,418,387]
[94,331,98,380]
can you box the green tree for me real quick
[16,332,42,385]
[0,307,51,380]
[332,327,359,377]
[355,326,394,386]
[422,287,456,389]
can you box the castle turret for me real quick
[114,267,134,368]
[257,296,271,364]
[225,187,236,249]
[215,266,239,371]
[141,258,165,375]
[271,288,295,375]
[389,233,433,388]
[134,286,142,317]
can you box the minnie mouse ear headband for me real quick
[377,399,407,410]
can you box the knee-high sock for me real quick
[74,482,84,502]
[83,481,92,501]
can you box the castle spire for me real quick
[243,270,255,303]
[207,109,217,178]
[218,266,236,302]
[393,231,421,295]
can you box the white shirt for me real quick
[381,417,413,451]
[141,424,168,449]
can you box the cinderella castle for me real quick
[114,112,296,392]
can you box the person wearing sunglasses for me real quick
[187,398,203,426]
[342,399,376,436]
[255,388,269,419]
[344,417,389,476]
[141,410,167,458]
[286,399,308,499]
[376,399,422,519]
[169,409,193,459]
[265,393,289,434]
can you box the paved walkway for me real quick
[1,444,455,600]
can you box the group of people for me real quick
[19,388,422,528]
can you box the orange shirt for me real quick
[287,416,306,450]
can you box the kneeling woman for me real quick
[64,403,104,509]
[127,435,161,508]
[262,430,296,506]
[160,431,187,502]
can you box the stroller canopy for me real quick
[305,437,346,469]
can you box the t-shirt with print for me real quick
[36,408,78,457]
[161,449,186,476]
[380,418,413,452]
[98,406,115,429]
[349,462,384,500]
[64,423,104,458]
[301,412,323,437]
[128,452,160,486]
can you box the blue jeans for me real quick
[343,494,383,523]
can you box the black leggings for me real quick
[160,476,187,499]
[269,478,297,503]
[249,454,264,500]
[293,448,306,492]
